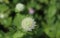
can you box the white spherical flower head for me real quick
[21,17,36,31]
[0,13,5,19]
[15,3,25,12]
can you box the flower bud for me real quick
[28,8,35,14]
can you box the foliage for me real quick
[0,0,60,38]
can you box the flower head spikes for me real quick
[21,17,36,31]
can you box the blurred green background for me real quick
[0,0,60,38]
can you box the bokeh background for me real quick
[0,0,60,38]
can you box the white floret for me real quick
[21,17,36,31]
[15,3,25,12]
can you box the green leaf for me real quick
[47,5,56,18]
[44,21,60,38]
[13,13,26,29]
[13,31,26,38]
[0,4,9,12]
[1,17,12,27]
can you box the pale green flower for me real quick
[21,17,36,31]
[15,3,25,12]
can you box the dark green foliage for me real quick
[0,0,60,38]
